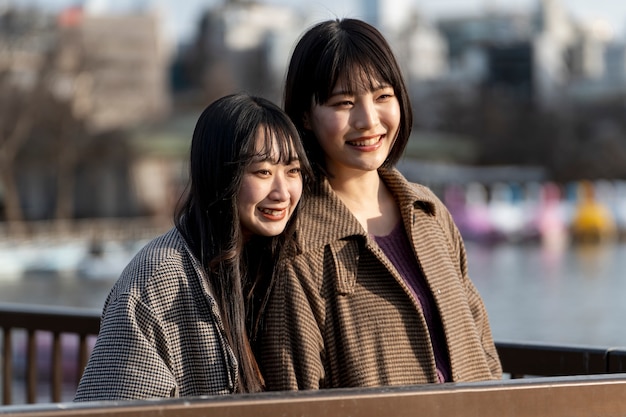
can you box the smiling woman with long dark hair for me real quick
[74,93,312,400]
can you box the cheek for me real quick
[389,103,402,129]
[291,182,303,203]
[311,112,343,137]
[237,182,259,210]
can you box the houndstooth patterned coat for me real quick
[74,228,238,401]
[257,168,502,390]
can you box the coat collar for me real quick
[294,168,438,253]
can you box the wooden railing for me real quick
[0,303,100,405]
[3,374,626,417]
[2,302,626,413]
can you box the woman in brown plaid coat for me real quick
[256,19,502,390]
[74,93,312,400]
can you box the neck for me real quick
[328,170,400,235]
[328,169,381,207]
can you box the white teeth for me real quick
[349,137,380,146]
[260,208,284,216]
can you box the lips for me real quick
[258,207,287,220]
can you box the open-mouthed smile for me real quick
[347,135,384,147]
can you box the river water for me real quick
[2,240,626,349]
[468,240,626,348]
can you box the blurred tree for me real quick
[0,9,55,233]
[0,69,34,230]
[0,8,91,233]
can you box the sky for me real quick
[16,0,626,43]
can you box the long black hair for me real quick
[174,93,311,392]
[284,18,413,177]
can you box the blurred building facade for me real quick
[177,0,301,105]
[410,0,625,107]
[0,5,173,224]
[57,9,171,132]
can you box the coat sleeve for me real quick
[448,206,503,379]
[258,254,326,391]
[74,293,178,401]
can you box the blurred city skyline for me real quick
[5,0,626,225]
[16,0,626,44]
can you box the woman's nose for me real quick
[269,174,290,201]
[353,99,379,130]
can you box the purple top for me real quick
[373,221,451,383]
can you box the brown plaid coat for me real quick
[257,168,502,390]
[74,228,238,401]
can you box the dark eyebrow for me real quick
[331,82,391,97]
[250,154,272,163]
[251,154,301,164]
[329,89,352,97]
[373,82,392,90]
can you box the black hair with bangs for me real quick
[239,118,304,168]
[174,92,311,393]
[284,18,413,177]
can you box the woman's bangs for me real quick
[324,51,393,99]
[255,124,300,165]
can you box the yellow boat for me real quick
[570,181,616,243]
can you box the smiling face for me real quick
[305,77,401,178]
[238,130,303,241]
